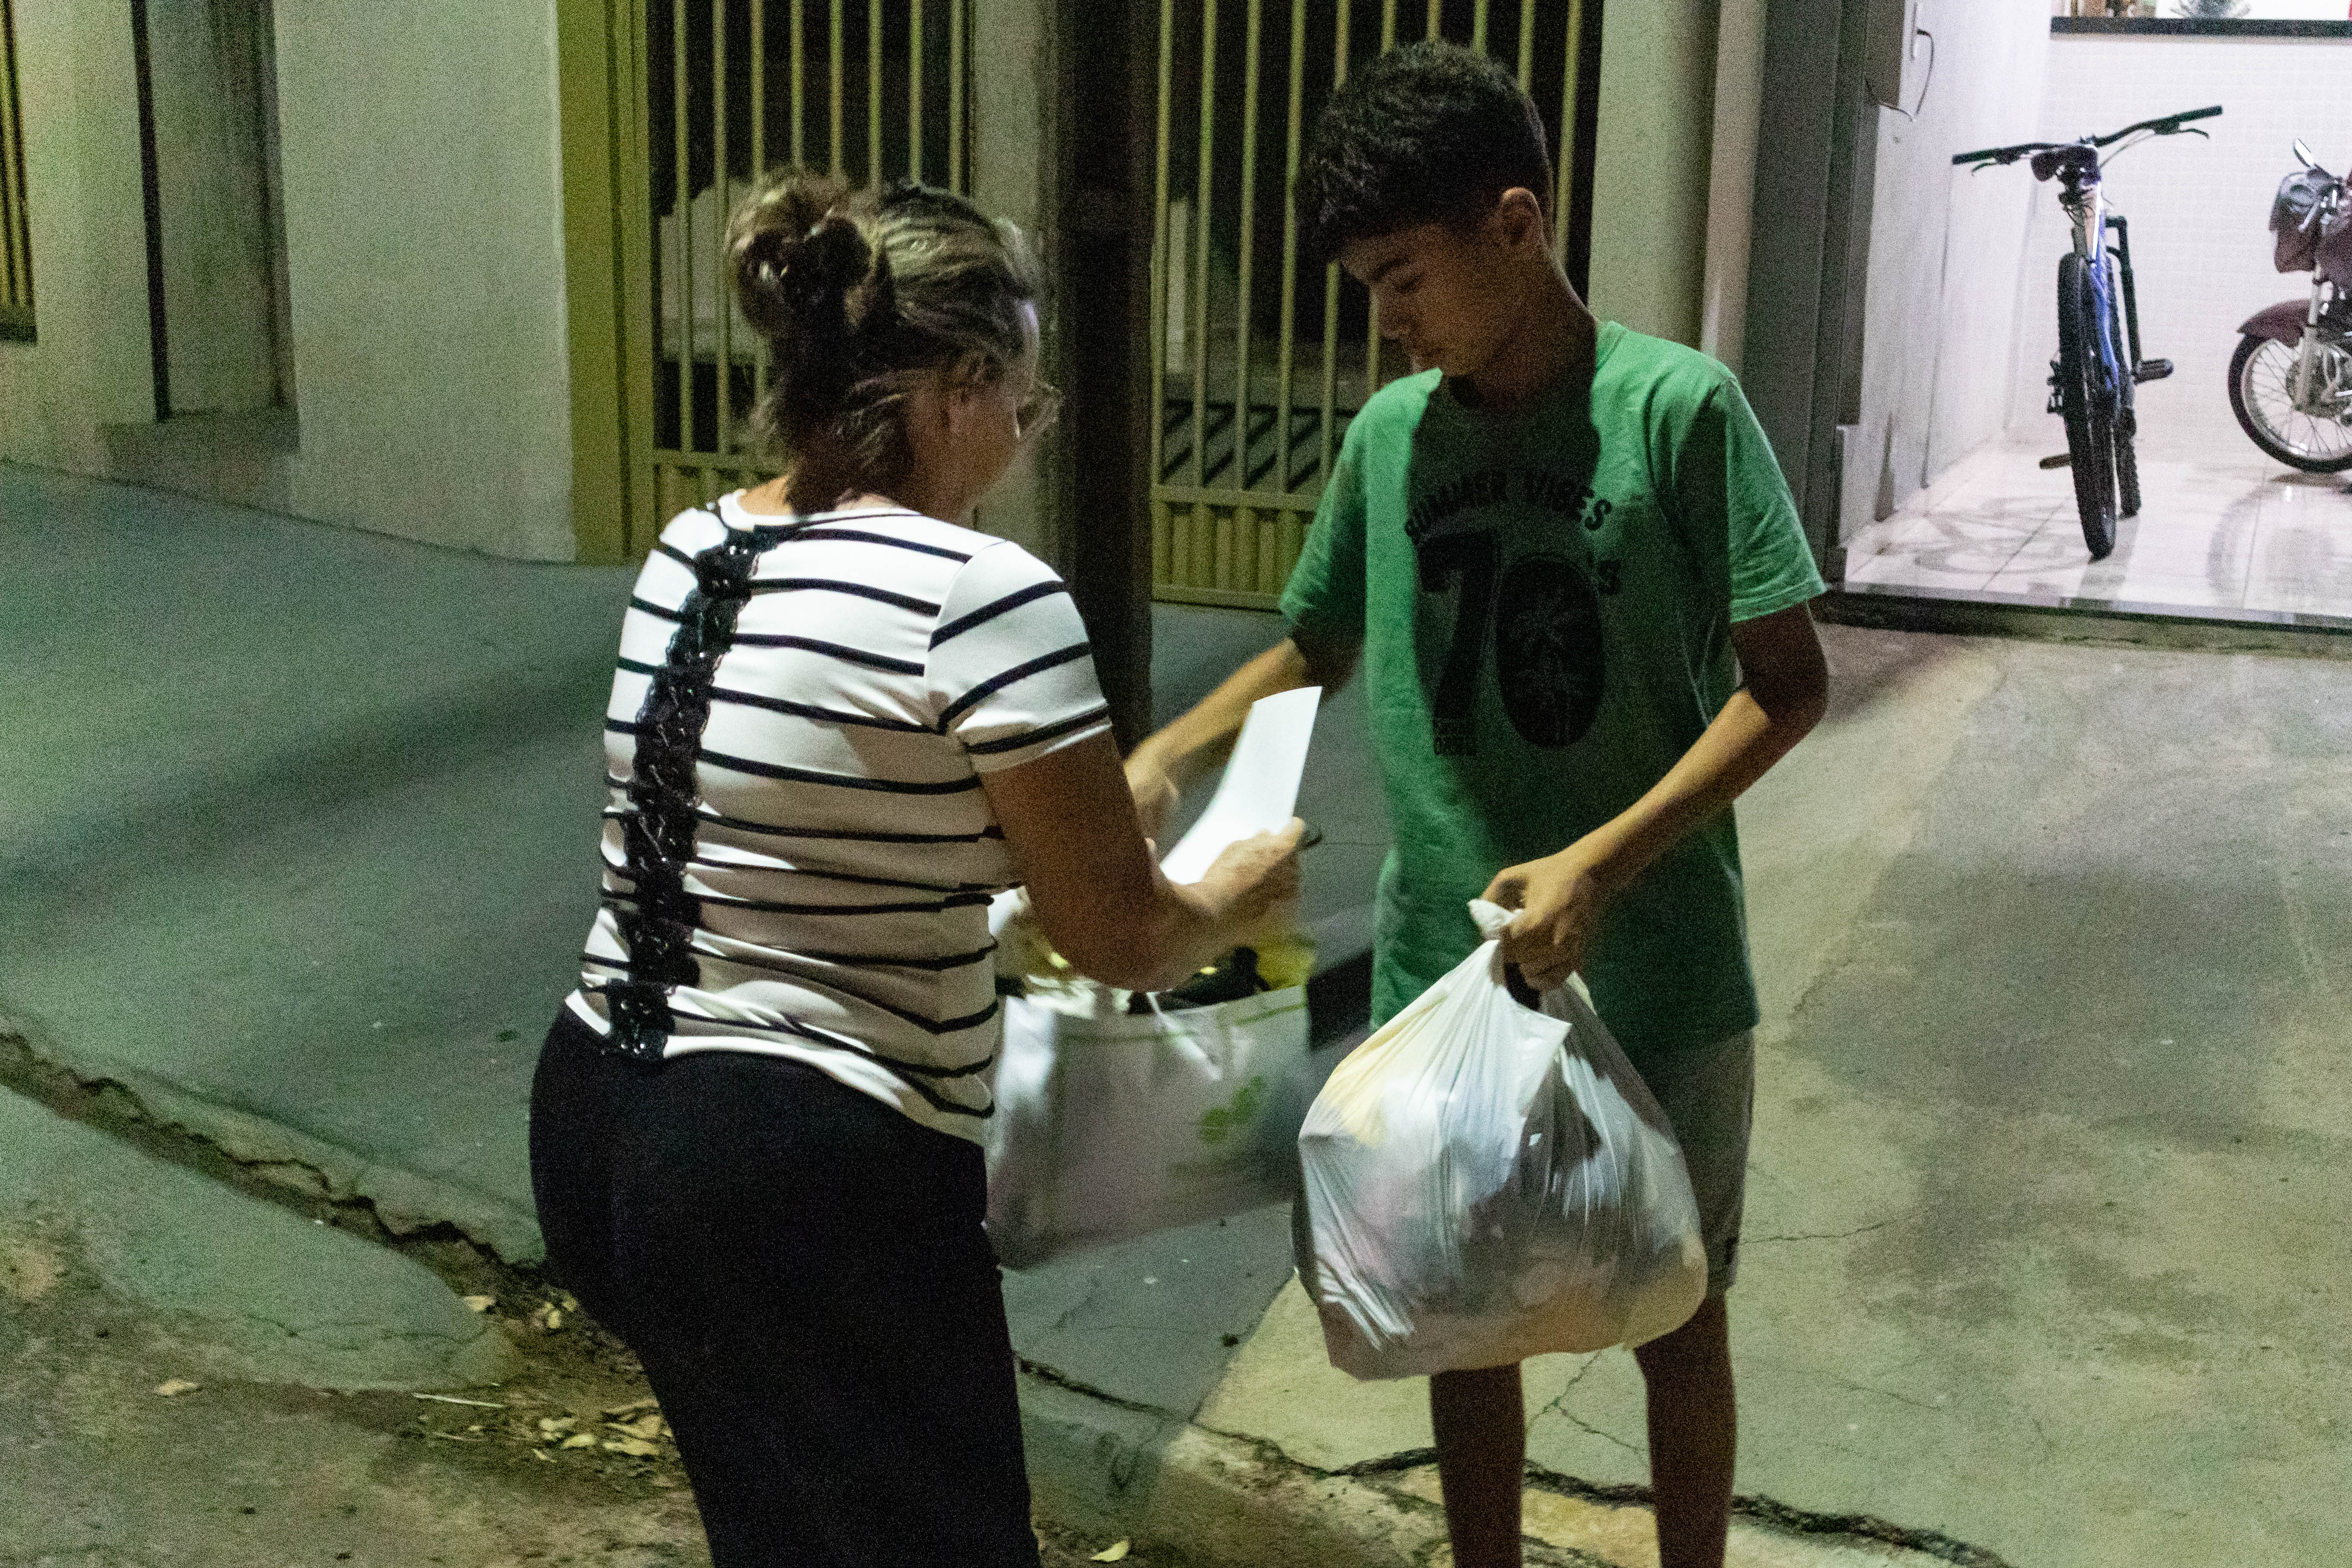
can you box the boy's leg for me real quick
[1632,1296,1734,1568]
[1429,1363,1525,1568]
[1630,1031,1756,1568]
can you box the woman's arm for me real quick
[982,732,1301,993]
[1121,625,1362,837]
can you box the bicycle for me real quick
[1955,105,2223,560]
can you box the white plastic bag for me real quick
[984,686,1323,1268]
[1296,901,1706,1379]
[984,976,1310,1268]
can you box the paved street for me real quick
[5,463,2351,1566]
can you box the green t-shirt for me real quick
[1280,321,1824,1054]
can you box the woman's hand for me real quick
[1189,819,1305,937]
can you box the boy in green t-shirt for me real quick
[1125,41,1829,1568]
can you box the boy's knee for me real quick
[1632,1296,1730,1382]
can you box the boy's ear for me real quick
[1492,187,1546,252]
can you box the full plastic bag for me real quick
[1296,901,1706,1379]
[983,687,1324,1268]
[984,959,1311,1269]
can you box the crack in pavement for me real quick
[1745,1218,1897,1245]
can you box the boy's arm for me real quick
[1124,624,1362,838]
[1486,603,1827,990]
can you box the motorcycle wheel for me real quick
[2057,254,2118,559]
[2229,332,2352,474]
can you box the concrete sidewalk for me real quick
[7,464,2351,1567]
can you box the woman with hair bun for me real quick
[528,171,1299,1566]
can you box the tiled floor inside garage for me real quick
[1840,436,2352,624]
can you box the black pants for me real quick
[528,1008,1042,1568]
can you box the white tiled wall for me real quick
[2006,36,2349,460]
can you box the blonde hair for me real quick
[727,170,1040,487]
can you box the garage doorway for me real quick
[1830,4,2352,630]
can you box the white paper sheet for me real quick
[1158,686,1323,885]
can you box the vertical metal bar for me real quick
[909,0,924,184]
[675,0,694,455]
[1221,1,1267,592]
[1273,0,1305,501]
[1365,0,1397,400]
[0,0,25,310]
[1187,1,1221,585]
[751,1,769,409]
[129,0,171,418]
[715,0,733,454]
[948,0,965,192]
[868,0,884,181]
[1555,0,1579,258]
[1516,0,1535,88]
[1316,0,1349,484]
[623,0,660,550]
[1231,0,1263,552]
[830,0,845,174]
[792,0,806,165]
[1470,0,1487,52]
[1149,0,1175,592]
[1426,0,1440,41]
[1189,1,1217,504]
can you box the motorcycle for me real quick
[2229,141,2352,474]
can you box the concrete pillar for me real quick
[966,0,1068,577]
[1701,0,1768,373]
[1586,0,1721,348]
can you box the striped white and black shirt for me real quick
[565,494,1111,1140]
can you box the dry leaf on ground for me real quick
[601,1437,660,1458]
[154,1379,200,1398]
[1091,1542,1132,1563]
[536,1416,578,1436]
[601,1397,660,1418]
[607,1413,666,1441]
[461,1294,496,1313]
[559,1432,598,1450]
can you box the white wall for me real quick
[0,0,156,474]
[2007,31,2351,461]
[0,0,578,560]
[1848,0,2055,526]
[267,0,574,558]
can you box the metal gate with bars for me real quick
[0,0,32,342]
[591,0,972,555]
[1147,0,1594,608]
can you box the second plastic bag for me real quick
[1297,902,1707,1379]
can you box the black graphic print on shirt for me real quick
[1406,466,1622,757]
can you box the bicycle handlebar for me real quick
[1952,105,2223,169]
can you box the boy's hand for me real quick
[1481,846,1613,992]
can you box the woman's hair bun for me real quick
[728,170,873,341]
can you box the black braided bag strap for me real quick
[601,514,796,1069]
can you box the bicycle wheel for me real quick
[2228,332,2352,474]
[2057,253,2118,559]
[2106,274,2141,518]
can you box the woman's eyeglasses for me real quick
[1013,381,1061,443]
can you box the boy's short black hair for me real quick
[1299,40,1554,262]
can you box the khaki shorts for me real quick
[1631,1030,1756,1299]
